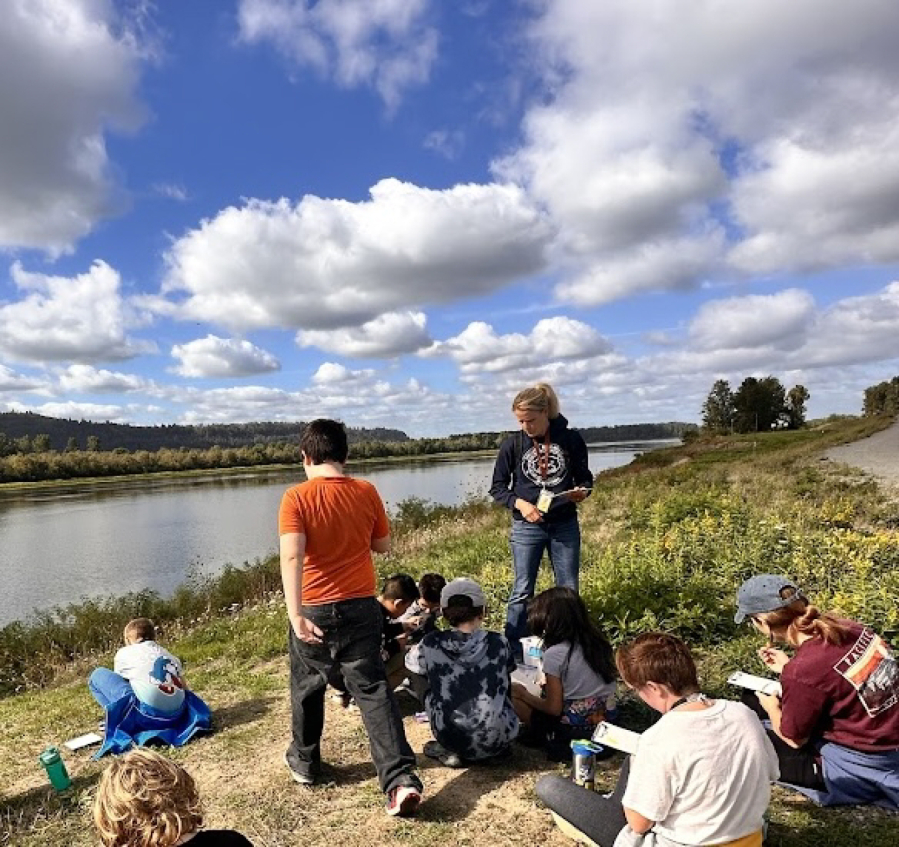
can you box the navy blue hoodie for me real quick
[489,414,593,524]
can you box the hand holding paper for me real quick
[758,647,789,674]
[727,671,783,697]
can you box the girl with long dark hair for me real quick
[511,587,616,751]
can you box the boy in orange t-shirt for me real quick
[278,419,422,817]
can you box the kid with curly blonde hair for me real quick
[93,748,252,846]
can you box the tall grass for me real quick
[2,416,896,699]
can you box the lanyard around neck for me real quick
[536,429,551,482]
[668,692,709,712]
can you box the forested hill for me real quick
[0,412,695,455]
[576,422,696,442]
[0,413,408,452]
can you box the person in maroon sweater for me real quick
[735,574,899,808]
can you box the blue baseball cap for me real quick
[734,574,804,624]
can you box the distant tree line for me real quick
[862,376,899,417]
[0,415,695,484]
[701,377,809,434]
[576,422,697,442]
[0,413,408,453]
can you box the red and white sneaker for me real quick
[385,784,422,817]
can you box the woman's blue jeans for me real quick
[504,516,581,651]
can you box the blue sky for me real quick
[1,0,898,437]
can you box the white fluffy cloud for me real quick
[800,282,899,368]
[237,0,438,111]
[446,282,899,431]
[554,233,724,307]
[311,362,376,386]
[0,0,149,253]
[158,179,551,332]
[497,0,899,304]
[171,335,281,378]
[168,371,450,429]
[429,316,613,374]
[688,289,816,351]
[298,311,430,357]
[728,132,899,274]
[57,364,148,394]
[6,400,128,422]
[639,281,899,380]
[0,261,155,364]
[0,365,43,393]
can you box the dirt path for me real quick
[3,660,584,847]
[825,419,899,489]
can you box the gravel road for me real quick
[825,419,899,487]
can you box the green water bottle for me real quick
[39,746,72,792]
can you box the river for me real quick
[0,441,675,625]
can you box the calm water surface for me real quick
[0,441,674,624]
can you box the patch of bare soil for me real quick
[825,420,899,494]
[106,666,583,847]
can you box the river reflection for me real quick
[0,441,674,624]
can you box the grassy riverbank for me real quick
[2,415,898,845]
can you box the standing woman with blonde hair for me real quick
[489,383,593,657]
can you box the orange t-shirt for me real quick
[278,476,389,606]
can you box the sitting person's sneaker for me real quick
[423,739,463,768]
[385,784,422,817]
[283,750,315,785]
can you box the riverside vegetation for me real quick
[1,414,898,845]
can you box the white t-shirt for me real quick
[622,700,779,847]
[114,640,186,713]
[541,641,616,705]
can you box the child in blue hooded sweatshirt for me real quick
[406,577,519,767]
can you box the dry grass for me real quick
[1,644,579,847]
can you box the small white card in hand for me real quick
[591,721,641,755]
[64,731,103,751]
[536,489,553,513]
[727,671,782,696]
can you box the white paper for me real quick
[727,671,782,696]
[511,664,543,696]
[519,636,544,669]
[591,721,641,755]
[64,731,103,751]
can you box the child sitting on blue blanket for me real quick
[89,618,211,757]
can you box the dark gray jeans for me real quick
[536,757,630,847]
[287,596,420,794]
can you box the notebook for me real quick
[591,721,641,755]
[727,671,783,696]
[64,732,103,751]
